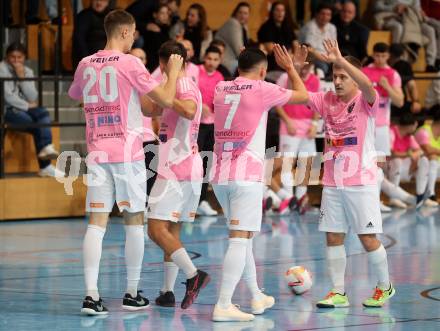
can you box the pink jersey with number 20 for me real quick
[212,77,292,183]
[68,50,159,163]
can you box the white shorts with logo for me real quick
[279,135,316,156]
[375,126,391,157]
[148,178,202,222]
[86,160,147,213]
[213,181,264,232]
[319,185,382,234]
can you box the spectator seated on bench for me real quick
[0,42,60,177]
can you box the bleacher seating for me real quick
[4,128,60,174]
[367,30,392,56]
[414,72,438,108]
[27,24,74,71]
[367,30,427,72]
[3,0,439,221]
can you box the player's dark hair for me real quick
[316,2,333,14]
[6,42,27,56]
[333,55,362,70]
[373,42,389,53]
[152,3,169,15]
[204,46,222,57]
[232,2,250,17]
[390,43,405,58]
[399,113,417,126]
[210,39,226,49]
[238,48,267,72]
[158,40,187,64]
[104,10,135,38]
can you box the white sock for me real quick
[217,238,248,309]
[428,160,439,196]
[242,238,264,301]
[277,188,293,200]
[263,186,271,199]
[124,225,144,297]
[171,248,197,279]
[367,244,390,289]
[327,245,346,294]
[162,261,179,292]
[377,167,384,197]
[388,158,402,186]
[416,157,429,195]
[83,224,106,300]
[295,186,307,200]
[381,177,415,204]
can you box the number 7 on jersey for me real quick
[224,94,241,129]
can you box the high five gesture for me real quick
[321,39,343,64]
[321,39,376,104]
[273,43,309,104]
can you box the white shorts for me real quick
[279,135,316,156]
[375,126,391,157]
[319,185,382,234]
[86,160,146,213]
[213,181,264,232]
[148,178,202,222]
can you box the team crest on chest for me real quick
[347,102,356,113]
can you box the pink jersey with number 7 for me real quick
[212,77,292,183]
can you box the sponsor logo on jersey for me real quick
[223,141,246,152]
[159,134,167,143]
[97,115,121,127]
[326,137,358,147]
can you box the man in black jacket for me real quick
[333,1,369,62]
[72,0,112,68]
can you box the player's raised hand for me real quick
[321,39,343,64]
[292,42,308,68]
[167,54,184,76]
[274,44,294,71]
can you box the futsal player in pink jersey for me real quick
[415,105,440,206]
[196,46,224,216]
[362,42,405,211]
[69,10,183,315]
[129,47,160,199]
[211,44,309,321]
[387,114,436,208]
[303,40,395,308]
[275,59,321,214]
[151,39,200,84]
[146,41,210,310]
